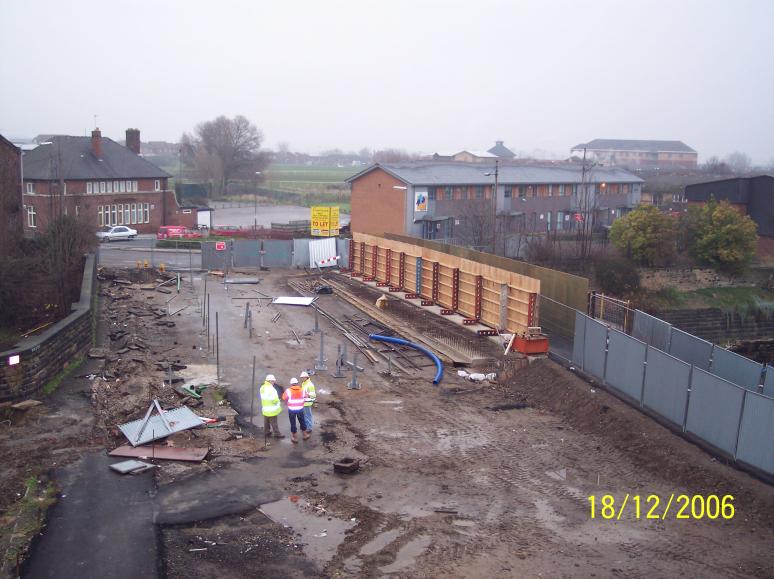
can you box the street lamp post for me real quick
[485,159,499,255]
[260,171,261,232]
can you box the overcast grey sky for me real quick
[1,0,772,162]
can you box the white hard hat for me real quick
[290,377,299,385]
[266,374,276,382]
[300,371,309,379]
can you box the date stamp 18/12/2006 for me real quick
[588,494,735,521]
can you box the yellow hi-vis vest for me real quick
[260,382,281,417]
[302,379,316,407]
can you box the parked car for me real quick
[97,225,137,242]
[157,225,186,239]
[157,226,203,240]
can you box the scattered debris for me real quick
[10,400,43,411]
[109,459,157,475]
[118,400,203,446]
[109,445,209,462]
[333,457,361,474]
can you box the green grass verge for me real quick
[690,287,774,310]
[42,355,85,396]
[1,476,57,564]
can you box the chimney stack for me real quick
[91,128,103,159]
[126,128,141,155]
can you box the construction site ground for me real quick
[3,267,774,578]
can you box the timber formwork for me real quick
[349,233,540,334]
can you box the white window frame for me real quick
[87,182,93,194]
[26,182,35,194]
[114,181,120,192]
[100,181,106,193]
[133,180,139,192]
[154,180,160,191]
[107,181,113,193]
[131,203,137,224]
[111,205,117,225]
[143,203,150,223]
[27,205,37,227]
[117,203,123,225]
[124,205,130,224]
[75,204,79,217]
[119,181,125,193]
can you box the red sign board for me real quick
[574,213,584,222]
[215,241,226,251]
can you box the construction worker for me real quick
[282,377,310,443]
[300,371,316,432]
[260,374,285,439]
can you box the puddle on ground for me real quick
[379,535,431,574]
[260,497,355,564]
[360,528,402,556]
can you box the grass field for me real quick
[648,286,774,311]
[258,163,355,211]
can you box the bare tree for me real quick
[453,199,495,251]
[702,156,733,175]
[181,115,268,197]
[724,151,752,174]
[372,149,419,163]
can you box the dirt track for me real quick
[7,268,774,578]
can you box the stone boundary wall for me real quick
[0,254,97,403]
[639,267,774,292]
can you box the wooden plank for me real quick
[109,445,209,462]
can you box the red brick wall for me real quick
[350,168,407,236]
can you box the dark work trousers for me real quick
[288,410,308,433]
[264,415,281,435]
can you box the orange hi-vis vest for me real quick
[284,385,305,412]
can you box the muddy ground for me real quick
[3,266,774,578]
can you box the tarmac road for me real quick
[98,235,202,270]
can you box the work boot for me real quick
[302,431,311,440]
[273,432,286,439]
[291,434,298,443]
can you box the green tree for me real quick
[690,200,757,272]
[595,257,641,297]
[610,205,677,266]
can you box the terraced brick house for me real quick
[22,129,198,234]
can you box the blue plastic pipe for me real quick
[368,334,443,384]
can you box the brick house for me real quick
[571,139,698,170]
[0,134,23,257]
[22,129,198,234]
[347,162,643,242]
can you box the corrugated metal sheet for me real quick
[119,405,203,446]
[309,237,337,268]
[642,347,691,428]
[685,369,745,456]
[735,392,774,476]
[293,238,311,267]
[605,330,646,402]
[711,347,763,392]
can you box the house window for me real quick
[118,181,124,193]
[26,205,37,227]
[572,184,578,195]
[26,182,35,194]
[143,203,150,223]
[556,211,564,230]
[427,187,436,201]
[98,206,104,226]
[117,204,123,225]
[154,180,161,192]
[475,185,484,199]
[131,204,137,224]
[100,181,106,193]
[519,185,526,199]
[445,186,452,199]
[63,183,67,195]
[133,181,139,192]
[558,184,565,196]
[75,205,80,217]
[111,205,117,225]
[548,184,553,197]
[114,181,120,192]
[504,186,512,198]
[87,182,93,194]
[107,181,113,193]
[124,205,130,224]
[546,211,552,230]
